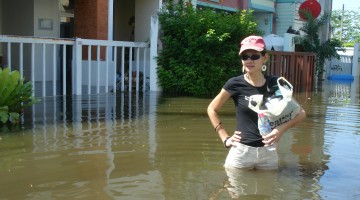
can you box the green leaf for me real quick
[0,106,9,124]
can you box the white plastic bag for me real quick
[248,77,300,134]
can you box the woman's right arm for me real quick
[207,89,240,147]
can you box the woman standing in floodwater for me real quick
[207,35,306,170]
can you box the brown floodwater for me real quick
[0,79,360,200]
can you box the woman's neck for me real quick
[245,73,265,87]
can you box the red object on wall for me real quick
[298,0,321,20]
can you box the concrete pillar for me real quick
[150,15,160,92]
[353,43,359,77]
[108,0,113,41]
[74,38,83,95]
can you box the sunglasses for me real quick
[240,54,261,61]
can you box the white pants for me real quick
[224,143,278,170]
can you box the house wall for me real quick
[196,0,242,11]
[114,0,135,41]
[276,0,331,41]
[135,0,159,42]
[274,2,300,37]
[34,0,59,38]
[2,0,34,36]
[250,0,275,36]
[250,0,275,12]
[253,12,273,36]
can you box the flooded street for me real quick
[0,79,359,200]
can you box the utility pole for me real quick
[340,4,344,41]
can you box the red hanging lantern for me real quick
[298,0,321,20]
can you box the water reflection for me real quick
[0,78,359,199]
[220,168,277,199]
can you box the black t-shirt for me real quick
[223,74,276,147]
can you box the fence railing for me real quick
[268,51,316,92]
[0,35,150,97]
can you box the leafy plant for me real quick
[295,11,344,78]
[0,67,39,126]
[157,1,261,97]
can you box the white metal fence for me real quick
[0,35,151,97]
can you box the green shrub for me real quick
[343,42,355,47]
[157,3,261,97]
[0,67,39,126]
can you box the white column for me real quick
[108,0,114,61]
[108,0,114,41]
[74,38,83,95]
[352,43,359,77]
[150,15,160,91]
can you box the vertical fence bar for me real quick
[19,43,24,78]
[72,44,75,95]
[121,46,125,91]
[31,44,35,96]
[105,46,109,93]
[113,47,117,93]
[62,45,67,95]
[53,44,56,96]
[97,45,100,94]
[42,44,46,97]
[7,42,11,69]
[88,45,92,94]
[142,48,147,91]
[129,47,133,91]
[135,47,140,91]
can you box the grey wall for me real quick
[2,0,34,36]
[114,0,135,41]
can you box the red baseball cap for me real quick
[239,36,266,55]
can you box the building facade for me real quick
[0,0,334,94]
